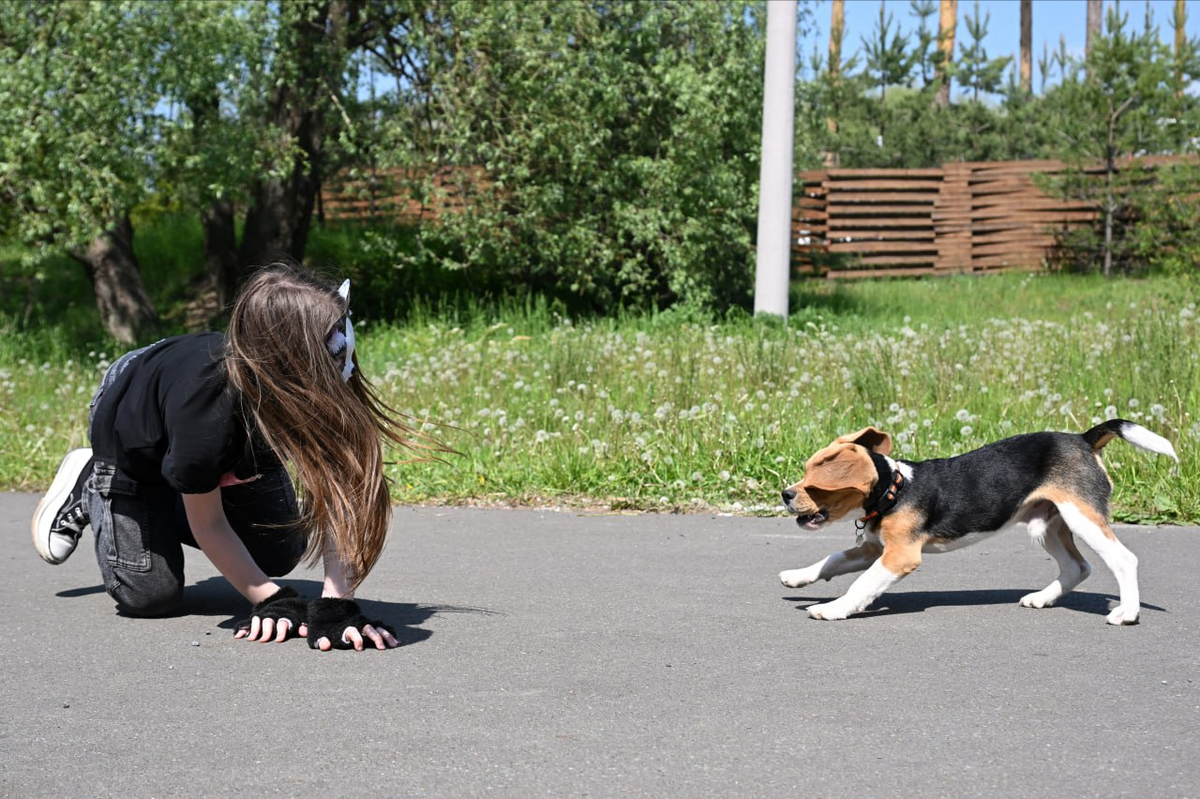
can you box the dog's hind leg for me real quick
[1056,501,1140,625]
[1020,513,1093,610]
[780,541,882,589]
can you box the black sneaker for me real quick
[32,448,94,564]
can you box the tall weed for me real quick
[3,273,1196,522]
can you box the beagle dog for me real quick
[779,419,1177,625]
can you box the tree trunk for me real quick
[1019,0,1032,94]
[187,91,242,308]
[202,198,240,308]
[1103,97,1117,278]
[239,0,350,268]
[1086,0,1103,65]
[823,0,844,167]
[1175,0,1187,99]
[239,128,321,267]
[70,216,159,344]
[934,0,957,108]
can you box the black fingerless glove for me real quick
[306,597,396,649]
[235,586,308,634]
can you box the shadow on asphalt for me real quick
[186,576,499,646]
[52,576,499,646]
[56,584,107,598]
[783,589,1167,618]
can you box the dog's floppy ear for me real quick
[834,426,892,456]
[802,444,877,496]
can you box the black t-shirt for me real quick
[89,332,282,494]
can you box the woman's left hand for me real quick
[313,622,399,651]
[306,597,400,651]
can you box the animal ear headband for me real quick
[325,279,356,382]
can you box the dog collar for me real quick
[856,452,905,530]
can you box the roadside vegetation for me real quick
[3,2,1197,522]
[3,246,1194,522]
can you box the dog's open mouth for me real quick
[796,510,828,529]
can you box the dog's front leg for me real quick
[780,541,882,588]
[807,537,922,620]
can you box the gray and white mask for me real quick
[325,279,356,382]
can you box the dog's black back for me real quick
[897,432,1111,538]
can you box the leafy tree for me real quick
[372,0,780,312]
[160,0,383,294]
[149,0,280,307]
[0,1,164,342]
[1,0,380,337]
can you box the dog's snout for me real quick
[782,488,797,504]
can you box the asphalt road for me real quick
[3,493,1197,797]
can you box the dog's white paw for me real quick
[1105,605,1140,626]
[1019,589,1059,609]
[779,568,818,588]
[807,600,854,620]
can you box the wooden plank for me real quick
[822,179,944,191]
[823,168,943,178]
[855,253,939,264]
[973,255,1045,269]
[973,241,1058,257]
[827,241,938,254]
[824,192,939,204]
[826,266,937,278]
[964,158,1068,173]
[826,218,936,230]
[969,176,1038,191]
[972,197,1092,212]
[970,212,1098,227]
[828,232,937,243]
[973,230,1059,245]
[829,204,942,216]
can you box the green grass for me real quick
[2,269,1196,523]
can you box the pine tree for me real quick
[955,0,1012,102]
[861,1,915,148]
[910,0,941,89]
[1043,5,1196,275]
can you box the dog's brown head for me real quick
[782,427,892,529]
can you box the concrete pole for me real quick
[754,0,797,319]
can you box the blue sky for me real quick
[802,0,1200,89]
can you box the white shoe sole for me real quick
[32,448,93,564]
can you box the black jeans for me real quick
[87,461,306,617]
[86,347,306,617]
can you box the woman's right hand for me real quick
[234,586,308,643]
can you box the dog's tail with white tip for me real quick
[1083,419,1178,462]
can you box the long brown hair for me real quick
[225,261,429,590]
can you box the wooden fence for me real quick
[319,158,1187,277]
[793,156,1187,277]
